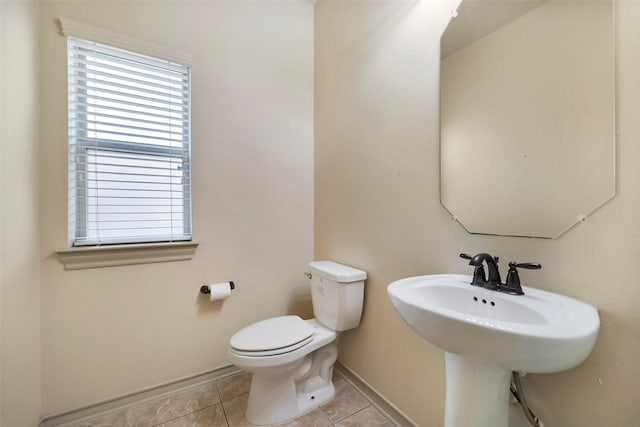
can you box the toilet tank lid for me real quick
[309,260,367,283]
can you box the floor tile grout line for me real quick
[149,403,225,427]
[147,377,234,426]
[220,398,231,427]
[326,403,372,425]
[123,381,227,427]
[213,379,231,427]
[148,396,224,426]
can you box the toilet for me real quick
[228,260,366,425]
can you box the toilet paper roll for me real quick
[208,282,233,301]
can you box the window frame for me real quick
[67,35,192,247]
[57,18,197,269]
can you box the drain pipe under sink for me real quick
[511,372,544,427]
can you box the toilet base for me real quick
[245,342,338,426]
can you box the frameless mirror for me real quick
[440,0,615,238]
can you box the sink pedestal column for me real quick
[444,353,512,427]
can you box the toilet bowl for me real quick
[229,317,338,425]
[228,261,366,426]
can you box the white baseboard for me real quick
[39,364,242,427]
[334,362,419,427]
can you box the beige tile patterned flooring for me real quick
[67,371,395,427]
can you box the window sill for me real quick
[56,241,199,270]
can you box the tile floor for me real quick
[66,370,395,427]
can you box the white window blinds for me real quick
[68,37,191,246]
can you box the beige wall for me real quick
[38,1,313,416]
[1,1,43,426]
[315,1,640,426]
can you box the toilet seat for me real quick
[228,319,337,370]
[230,315,315,357]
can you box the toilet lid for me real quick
[230,335,314,357]
[230,315,315,353]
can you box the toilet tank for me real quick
[309,261,366,332]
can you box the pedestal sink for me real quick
[387,274,599,427]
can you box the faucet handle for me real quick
[502,261,542,295]
[511,262,541,270]
[460,253,486,285]
[460,253,498,264]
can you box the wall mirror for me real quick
[440,0,615,238]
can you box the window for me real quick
[67,37,191,246]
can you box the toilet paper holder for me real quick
[200,282,235,295]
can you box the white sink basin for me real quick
[387,274,599,373]
[387,274,599,427]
